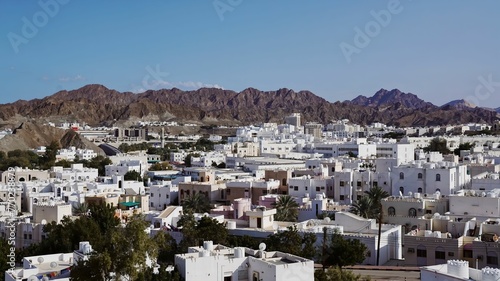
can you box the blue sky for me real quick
[1,0,499,107]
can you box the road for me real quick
[351,269,421,281]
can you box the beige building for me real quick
[304,122,323,138]
[265,169,292,194]
[382,194,449,232]
[178,181,227,203]
[1,168,49,184]
[32,202,72,224]
[226,180,280,205]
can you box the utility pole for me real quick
[377,202,383,266]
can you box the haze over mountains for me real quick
[0,85,498,128]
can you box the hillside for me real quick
[0,85,497,127]
[0,121,104,154]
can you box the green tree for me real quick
[314,266,363,281]
[454,142,473,155]
[349,196,373,219]
[424,137,451,154]
[364,186,389,219]
[150,162,172,171]
[272,195,299,222]
[265,227,302,256]
[321,231,367,269]
[86,155,112,176]
[72,202,90,216]
[181,193,212,213]
[184,154,193,167]
[40,140,60,169]
[124,170,143,181]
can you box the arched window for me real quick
[400,186,404,194]
[409,208,417,217]
[436,174,441,181]
[418,173,423,179]
[399,172,404,180]
[417,188,423,193]
[56,188,61,197]
[388,207,396,216]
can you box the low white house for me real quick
[175,241,314,281]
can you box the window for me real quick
[373,181,378,187]
[409,208,417,217]
[436,174,441,181]
[166,194,169,199]
[463,249,473,258]
[418,173,423,179]
[289,185,293,189]
[151,193,154,197]
[316,187,320,192]
[262,190,268,195]
[399,186,404,194]
[388,207,396,216]
[340,181,345,187]
[340,195,345,200]
[399,172,404,180]
[417,248,427,257]
[448,252,454,257]
[407,248,415,253]
[357,181,362,187]
[487,252,498,266]
[357,195,361,200]
[435,251,445,260]
[417,187,423,193]
[294,186,298,191]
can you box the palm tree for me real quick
[364,186,389,266]
[272,195,299,222]
[364,186,390,218]
[73,202,90,216]
[181,193,212,213]
[349,196,373,219]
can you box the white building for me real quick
[175,241,314,281]
[105,159,147,177]
[148,181,178,210]
[420,260,500,281]
[391,160,470,196]
[52,164,99,183]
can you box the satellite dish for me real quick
[41,219,47,225]
[324,217,331,223]
[50,261,58,268]
[28,276,38,281]
[37,257,44,264]
[259,243,266,251]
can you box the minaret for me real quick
[161,127,165,148]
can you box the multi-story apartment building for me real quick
[391,160,470,196]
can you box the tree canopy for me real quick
[272,195,299,222]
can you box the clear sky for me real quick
[1,0,499,107]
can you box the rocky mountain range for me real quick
[0,85,498,128]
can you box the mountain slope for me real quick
[348,89,435,109]
[0,85,497,127]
